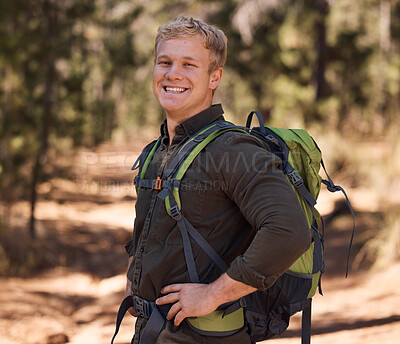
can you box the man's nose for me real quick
[166,64,183,80]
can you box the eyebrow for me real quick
[156,54,201,63]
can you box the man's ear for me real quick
[209,67,223,90]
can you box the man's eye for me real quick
[158,61,170,65]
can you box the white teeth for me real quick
[165,87,186,93]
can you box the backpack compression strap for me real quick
[320,159,356,277]
[310,138,356,277]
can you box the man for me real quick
[122,15,310,344]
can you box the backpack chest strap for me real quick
[134,175,180,192]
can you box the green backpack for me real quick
[112,111,355,344]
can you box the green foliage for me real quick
[0,0,144,206]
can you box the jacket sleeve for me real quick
[221,133,311,291]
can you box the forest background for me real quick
[0,0,399,343]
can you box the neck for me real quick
[165,103,213,145]
[166,117,180,145]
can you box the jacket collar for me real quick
[160,104,225,147]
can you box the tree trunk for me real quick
[315,18,327,100]
[378,0,391,127]
[315,1,329,101]
[29,0,57,238]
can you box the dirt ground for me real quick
[0,138,399,344]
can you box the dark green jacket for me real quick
[126,104,310,302]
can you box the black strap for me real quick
[321,159,356,278]
[111,295,168,344]
[111,296,134,344]
[246,110,266,136]
[139,306,166,344]
[286,164,317,207]
[157,179,180,200]
[301,298,312,344]
[132,139,161,171]
[168,195,228,283]
[179,213,229,273]
[134,175,180,194]
[174,211,200,283]
[310,220,325,275]
[131,153,142,171]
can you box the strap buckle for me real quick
[287,169,304,188]
[154,177,162,190]
[169,205,182,221]
[133,295,151,318]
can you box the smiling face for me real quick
[152,35,222,122]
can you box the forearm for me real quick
[209,273,257,306]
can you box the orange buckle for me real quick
[154,177,162,190]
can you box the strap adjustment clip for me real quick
[133,295,151,318]
[170,205,182,221]
[154,177,162,190]
[287,169,304,188]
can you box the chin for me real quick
[159,100,187,113]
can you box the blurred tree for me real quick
[210,0,399,130]
[209,0,331,124]
[0,0,142,237]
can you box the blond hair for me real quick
[155,15,227,73]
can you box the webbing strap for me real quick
[111,296,134,344]
[139,306,166,344]
[172,202,201,284]
[311,220,324,275]
[157,180,180,200]
[111,295,168,344]
[178,217,200,283]
[301,298,312,344]
[179,214,229,273]
[134,176,180,193]
[245,110,267,136]
[286,164,317,207]
[168,196,229,283]
[321,159,356,278]
[134,176,159,190]
[134,138,161,173]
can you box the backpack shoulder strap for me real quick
[132,137,161,173]
[132,137,161,194]
[160,120,246,212]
